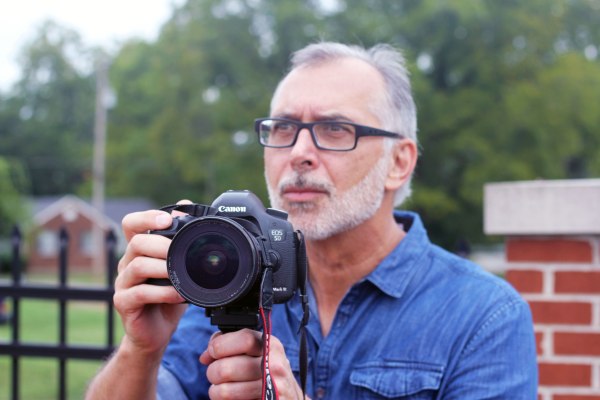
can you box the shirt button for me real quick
[315,387,326,399]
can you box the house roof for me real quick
[29,195,156,228]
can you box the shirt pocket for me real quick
[349,360,443,399]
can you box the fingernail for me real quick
[155,213,171,227]
[199,350,208,364]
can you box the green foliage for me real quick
[0,157,28,235]
[1,0,600,247]
[0,20,95,197]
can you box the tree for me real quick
[102,0,600,246]
[105,0,325,205]
[3,0,599,248]
[0,20,95,196]
[0,157,28,235]
[400,0,600,245]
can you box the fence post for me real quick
[10,226,21,400]
[106,230,116,347]
[58,227,69,400]
[1,225,119,400]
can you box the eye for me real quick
[320,123,354,135]
[273,122,295,133]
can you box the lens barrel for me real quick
[166,216,261,308]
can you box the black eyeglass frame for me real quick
[254,117,404,151]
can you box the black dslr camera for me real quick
[149,190,307,331]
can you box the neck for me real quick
[306,209,404,335]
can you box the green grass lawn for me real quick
[0,296,124,400]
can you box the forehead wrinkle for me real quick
[271,111,355,123]
[271,59,387,126]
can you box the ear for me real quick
[385,139,418,191]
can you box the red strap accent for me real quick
[260,307,279,400]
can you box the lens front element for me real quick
[166,217,260,308]
[185,235,238,290]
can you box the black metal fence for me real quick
[0,226,118,400]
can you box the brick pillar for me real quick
[485,179,600,400]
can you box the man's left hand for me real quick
[199,329,305,399]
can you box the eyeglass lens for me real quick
[259,120,356,150]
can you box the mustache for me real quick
[278,173,333,196]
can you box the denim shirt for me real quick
[159,211,538,399]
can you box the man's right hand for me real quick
[86,209,187,399]
[113,209,187,356]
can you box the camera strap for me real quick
[258,257,309,400]
[295,231,310,397]
[259,267,278,400]
[157,203,217,216]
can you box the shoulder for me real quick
[395,210,524,305]
[430,243,523,307]
[391,210,526,313]
[425,244,534,347]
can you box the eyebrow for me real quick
[271,113,355,123]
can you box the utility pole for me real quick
[92,56,109,275]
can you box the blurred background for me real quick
[1,0,599,249]
[1,1,600,398]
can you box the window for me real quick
[80,230,93,256]
[37,230,58,257]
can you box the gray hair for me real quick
[272,42,418,207]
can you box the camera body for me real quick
[150,190,304,331]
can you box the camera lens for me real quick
[166,217,261,308]
[185,235,238,289]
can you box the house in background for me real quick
[27,195,154,273]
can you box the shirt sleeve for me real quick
[443,297,539,399]
[159,305,216,400]
[157,365,190,400]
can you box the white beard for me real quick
[266,153,391,241]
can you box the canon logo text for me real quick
[218,205,247,213]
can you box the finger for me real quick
[208,380,263,400]
[118,234,171,274]
[113,283,184,312]
[205,355,263,385]
[262,336,304,400]
[115,256,169,290]
[172,199,193,217]
[208,329,263,360]
[199,331,223,365]
[122,210,173,242]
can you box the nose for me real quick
[289,128,319,171]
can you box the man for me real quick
[87,42,538,399]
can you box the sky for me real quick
[0,0,183,91]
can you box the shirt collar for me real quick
[288,211,431,323]
[364,211,431,298]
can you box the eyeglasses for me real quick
[254,118,404,151]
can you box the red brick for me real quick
[538,362,591,386]
[529,301,592,325]
[554,396,600,400]
[555,271,600,294]
[506,269,544,293]
[555,332,600,356]
[506,238,593,263]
